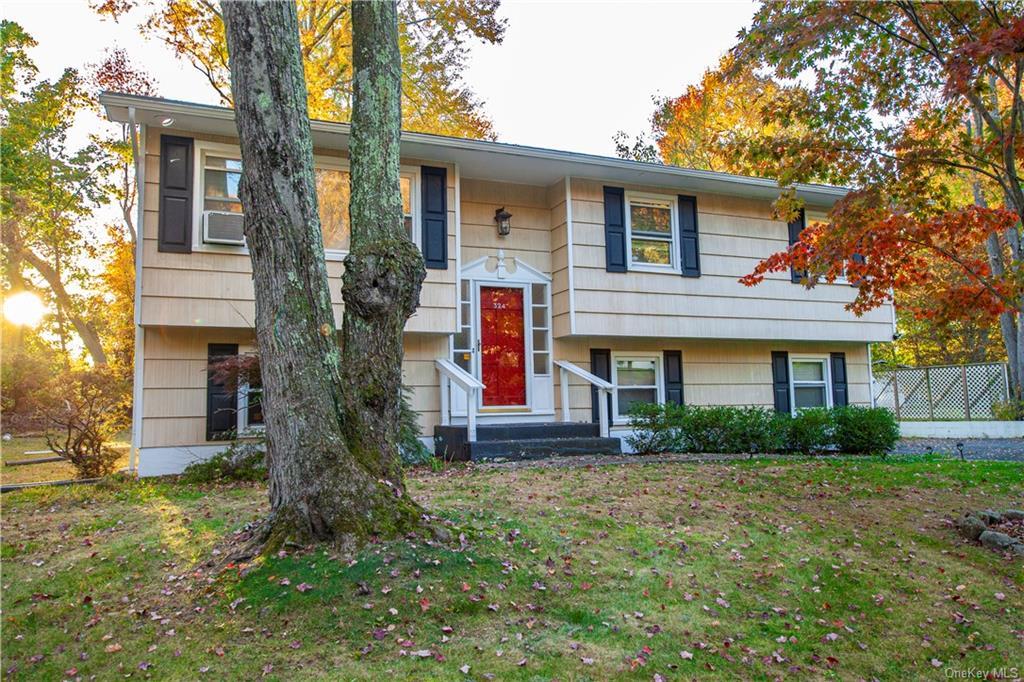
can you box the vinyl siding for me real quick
[140,129,456,333]
[568,178,893,342]
[550,337,871,423]
[138,327,446,452]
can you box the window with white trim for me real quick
[199,150,417,253]
[790,358,831,410]
[626,193,677,270]
[612,355,662,420]
[237,380,264,433]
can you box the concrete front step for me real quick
[467,436,622,461]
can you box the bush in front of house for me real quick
[34,367,131,479]
[786,407,833,456]
[181,439,267,483]
[627,403,899,456]
[626,404,787,454]
[832,405,900,454]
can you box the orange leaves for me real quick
[741,193,1020,321]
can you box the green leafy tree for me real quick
[1,21,109,366]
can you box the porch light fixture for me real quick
[494,207,512,237]
[159,116,175,127]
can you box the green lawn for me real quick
[1,435,130,486]
[1,456,1021,680]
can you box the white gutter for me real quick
[128,107,146,474]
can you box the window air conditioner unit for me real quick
[203,211,245,245]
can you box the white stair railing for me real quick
[435,358,486,442]
[554,360,613,438]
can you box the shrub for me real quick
[181,440,267,483]
[787,407,833,456]
[399,385,434,465]
[833,406,899,454]
[627,404,788,455]
[35,368,130,478]
[992,399,1024,421]
[729,407,791,455]
[625,402,684,454]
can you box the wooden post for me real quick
[925,367,934,420]
[892,369,901,421]
[962,365,971,421]
[597,388,610,438]
[467,387,477,443]
[560,367,571,422]
[440,374,450,426]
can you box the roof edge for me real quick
[99,91,850,200]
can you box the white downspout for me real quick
[867,342,875,408]
[128,107,146,474]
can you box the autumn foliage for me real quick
[740,194,1021,321]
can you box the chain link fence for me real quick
[872,362,1010,421]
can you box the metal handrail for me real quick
[435,359,484,442]
[554,360,613,438]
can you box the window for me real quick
[198,149,417,253]
[203,156,243,214]
[626,193,676,269]
[453,279,473,372]
[612,355,662,420]
[791,358,830,409]
[237,379,264,433]
[531,282,550,375]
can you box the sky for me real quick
[4,0,757,157]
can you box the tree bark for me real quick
[340,0,426,480]
[222,0,423,551]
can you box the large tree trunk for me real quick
[340,0,426,479]
[222,0,423,551]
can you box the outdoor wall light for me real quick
[160,116,175,127]
[494,207,512,237]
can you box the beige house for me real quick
[101,93,895,475]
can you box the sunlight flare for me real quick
[3,291,45,328]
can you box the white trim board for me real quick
[899,421,1024,439]
[138,445,228,477]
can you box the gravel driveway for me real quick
[892,438,1023,462]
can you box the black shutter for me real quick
[421,166,448,269]
[206,343,239,440]
[677,195,700,277]
[603,186,627,272]
[787,208,805,283]
[771,351,791,414]
[663,350,684,405]
[590,348,611,423]
[158,135,194,253]
[830,352,849,406]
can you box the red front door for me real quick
[480,286,527,407]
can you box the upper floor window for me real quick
[198,147,417,255]
[626,193,677,271]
